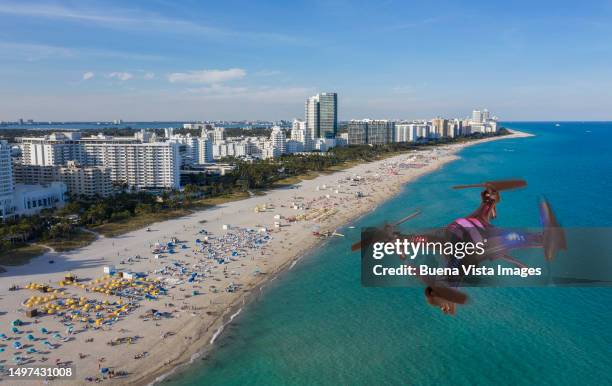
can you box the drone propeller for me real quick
[350,209,421,252]
[452,179,527,191]
[393,209,421,227]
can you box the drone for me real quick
[352,179,567,315]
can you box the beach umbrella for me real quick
[39,327,49,334]
[0,333,7,340]
[27,347,37,353]
[11,319,22,327]
[12,341,22,349]
[26,334,35,341]
[11,327,19,333]
[0,348,4,352]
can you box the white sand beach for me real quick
[0,131,532,385]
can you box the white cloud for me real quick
[82,71,94,80]
[107,72,133,81]
[168,68,246,84]
[143,72,155,80]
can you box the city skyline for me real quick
[1,1,612,121]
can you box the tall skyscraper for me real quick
[0,140,14,219]
[305,92,338,139]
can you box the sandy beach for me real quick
[0,130,532,385]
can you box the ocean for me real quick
[164,122,612,386]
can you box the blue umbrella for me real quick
[39,327,48,334]
[26,334,35,341]
[12,341,22,349]
[11,327,19,333]
[26,347,37,353]
[0,333,8,340]
[0,348,5,352]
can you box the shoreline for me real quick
[0,130,533,385]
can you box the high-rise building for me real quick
[431,118,449,138]
[305,92,338,139]
[58,161,113,197]
[270,126,286,156]
[472,110,483,124]
[396,124,418,142]
[0,140,14,219]
[291,119,306,142]
[213,127,226,143]
[291,119,312,152]
[367,120,395,145]
[19,132,83,166]
[305,96,319,144]
[198,136,214,164]
[168,133,199,166]
[347,120,394,145]
[318,92,338,139]
[348,120,368,145]
[16,133,181,190]
[13,162,113,197]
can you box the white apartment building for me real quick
[17,132,181,190]
[198,136,214,164]
[19,132,83,166]
[213,127,226,143]
[81,140,180,190]
[270,126,286,155]
[0,140,14,219]
[169,133,199,166]
[396,124,418,142]
[291,119,313,151]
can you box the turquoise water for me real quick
[165,122,612,386]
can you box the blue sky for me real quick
[0,0,611,121]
